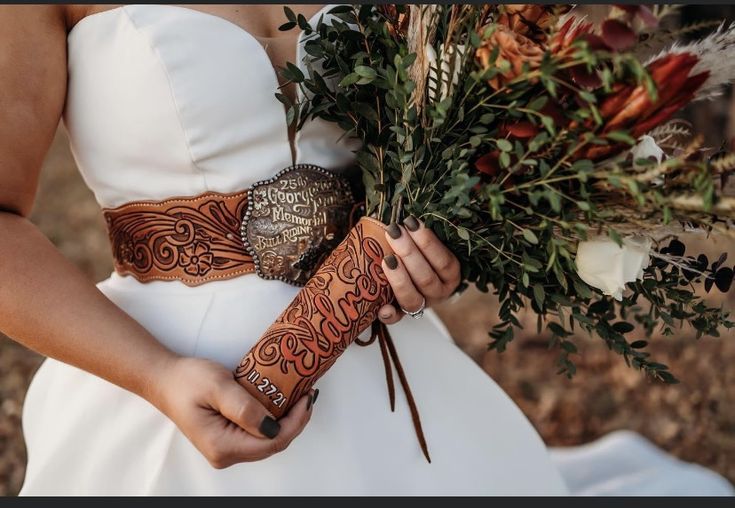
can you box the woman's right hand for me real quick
[152,357,315,469]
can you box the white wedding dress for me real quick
[19,5,734,496]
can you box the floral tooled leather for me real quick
[234,217,394,417]
[103,192,255,286]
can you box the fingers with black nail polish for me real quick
[403,215,420,232]
[306,388,320,411]
[259,416,281,439]
[384,254,398,270]
[387,222,402,239]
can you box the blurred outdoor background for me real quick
[2,4,735,496]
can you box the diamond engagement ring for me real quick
[400,296,426,319]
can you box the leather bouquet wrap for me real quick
[234,217,393,418]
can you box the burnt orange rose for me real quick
[497,4,572,43]
[476,24,545,90]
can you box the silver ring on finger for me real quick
[400,296,426,319]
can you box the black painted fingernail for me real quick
[403,215,420,232]
[259,416,280,439]
[387,222,402,239]
[384,255,398,270]
[312,389,320,406]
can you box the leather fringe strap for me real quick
[356,320,431,463]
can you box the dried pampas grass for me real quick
[407,4,438,113]
[647,22,735,100]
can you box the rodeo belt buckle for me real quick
[240,164,355,287]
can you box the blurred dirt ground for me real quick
[1,125,734,495]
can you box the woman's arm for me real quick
[0,5,313,468]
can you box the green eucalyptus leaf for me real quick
[522,229,539,245]
[607,131,637,145]
[496,139,513,152]
[338,73,360,87]
[354,65,377,79]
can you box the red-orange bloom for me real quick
[606,53,708,135]
[582,53,709,160]
[498,4,572,43]
[551,17,606,89]
[475,151,501,176]
[550,16,595,55]
[476,24,545,89]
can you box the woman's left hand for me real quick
[379,215,461,324]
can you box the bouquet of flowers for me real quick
[236,4,735,423]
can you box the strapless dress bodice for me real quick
[64,4,357,209]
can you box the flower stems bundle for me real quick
[277,4,735,382]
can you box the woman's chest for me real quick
[63,4,358,208]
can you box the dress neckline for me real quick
[68,4,335,164]
[69,4,333,84]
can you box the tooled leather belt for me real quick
[102,165,354,287]
[104,190,255,285]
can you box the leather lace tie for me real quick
[346,205,430,463]
[356,321,431,463]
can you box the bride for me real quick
[1,4,732,495]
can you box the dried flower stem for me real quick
[669,195,735,216]
[408,4,438,113]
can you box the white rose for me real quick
[426,43,465,101]
[575,236,652,301]
[631,135,665,166]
